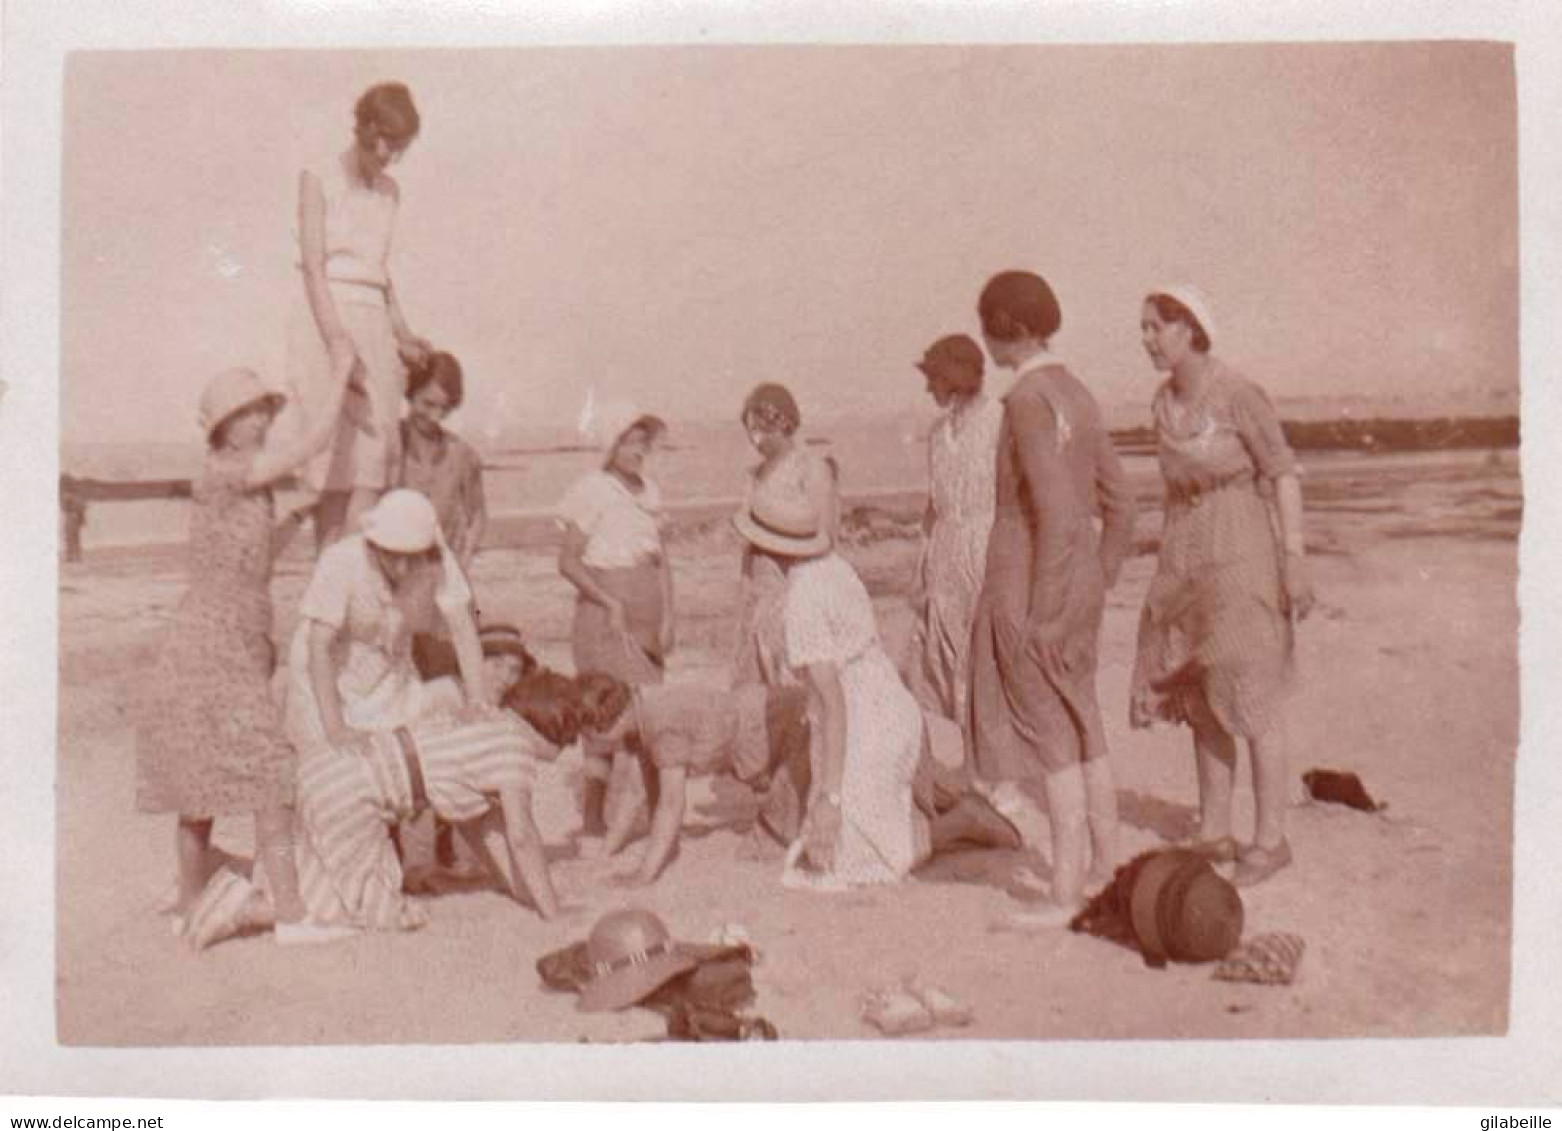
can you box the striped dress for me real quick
[294,710,544,931]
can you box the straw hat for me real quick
[1148,284,1218,348]
[197,368,285,440]
[578,908,700,1013]
[478,623,535,668]
[360,489,440,554]
[731,472,832,558]
[1128,849,1244,965]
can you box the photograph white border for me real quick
[3,0,1559,1105]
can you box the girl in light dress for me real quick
[137,355,359,948]
[904,333,1004,730]
[732,473,930,889]
[556,401,675,838]
[286,81,432,550]
[1131,285,1314,888]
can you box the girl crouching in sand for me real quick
[576,671,1022,887]
[584,676,813,885]
[292,621,566,932]
[185,625,566,947]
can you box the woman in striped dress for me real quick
[185,630,563,946]
[1131,285,1315,888]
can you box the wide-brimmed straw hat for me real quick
[1148,284,1218,348]
[578,908,701,1013]
[731,473,832,558]
[360,489,441,554]
[198,368,285,440]
[1128,849,1244,965]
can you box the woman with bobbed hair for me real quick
[398,350,487,571]
[285,81,433,550]
[1131,285,1314,888]
[732,382,839,689]
[905,334,1003,730]
[968,270,1138,926]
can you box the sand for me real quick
[54,450,1519,1046]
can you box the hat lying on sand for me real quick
[198,368,285,441]
[1070,847,1244,968]
[578,908,701,1013]
[1128,849,1244,966]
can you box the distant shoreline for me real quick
[60,413,1521,498]
[55,444,1520,568]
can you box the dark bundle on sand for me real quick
[1070,848,1245,970]
[1069,853,1156,953]
[536,941,779,1042]
[1302,769,1386,813]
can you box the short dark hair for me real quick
[354,83,420,143]
[1148,294,1211,353]
[572,671,634,734]
[406,351,464,409]
[502,670,583,748]
[978,270,1062,344]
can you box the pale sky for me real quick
[62,42,1517,445]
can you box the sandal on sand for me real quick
[905,980,973,1028]
[860,987,935,1036]
[1183,836,1241,864]
[274,920,362,947]
[1232,839,1293,887]
[182,868,259,951]
[989,900,1080,933]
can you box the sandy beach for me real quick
[51,446,1520,1046]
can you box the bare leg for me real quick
[312,491,350,553]
[455,812,513,891]
[1082,756,1119,883]
[342,488,379,541]
[1248,724,1290,851]
[631,766,686,884]
[254,806,305,924]
[175,817,214,913]
[1043,764,1089,910]
[580,738,613,837]
[1192,722,1238,843]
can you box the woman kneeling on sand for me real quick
[729,476,933,888]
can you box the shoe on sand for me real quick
[989,900,1080,933]
[274,921,362,947]
[1232,838,1293,887]
[861,986,935,1036]
[1182,836,1241,864]
[904,979,973,1028]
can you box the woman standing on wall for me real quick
[286,81,432,550]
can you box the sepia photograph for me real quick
[6,0,1562,1109]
